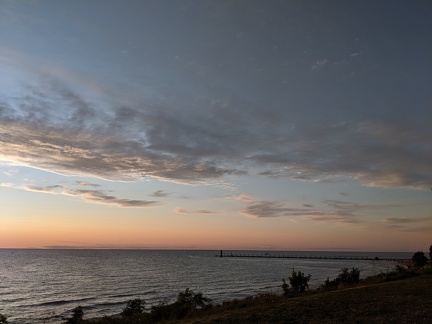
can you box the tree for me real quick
[338,267,361,285]
[429,245,432,261]
[64,306,83,324]
[282,268,311,295]
[121,299,145,317]
[174,288,212,318]
[150,289,212,321]
[0,314,8,324]
[412,251,428,267]
[323,267,361,289]
[176,288,212,310]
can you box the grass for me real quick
[174,272,432,323]
[73,266,432,324]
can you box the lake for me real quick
[0,249,411,323]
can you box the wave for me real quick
[1,249,399,323]
[89,300,128,309]
[34,297,95,307]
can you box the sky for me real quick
[0,0,431,252]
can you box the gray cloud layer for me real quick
[241,200,358,223]
[175,207,215,215]
[237,197,432,233]
[1,78,430,190]
[1,1,431,192]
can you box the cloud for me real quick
[250,122,432,189]
[25,185,64,193]
[0,182,14,188]
[1,62,431,190]
[2,183,159,208]
[363,216,432,233]
[75,181,100,187]
[240,200,359,224]
[225,193,255,203]
[64,189,159,208]
[241,201,304,218]
[305,213,359,224]
[384,217,432,224]
[0,74,248,184]
[151,190,170,198]
[323,200,400,211]
[175,207,215,214]
[236,196,405,225]
[312,58,328,69]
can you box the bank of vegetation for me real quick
[1,250,431,324]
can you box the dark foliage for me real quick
[121,299,145,317]
[339,267,361,284]
[412,251,428,267]
[324,267,361,288]
[149,288,212,322]
[64,306,84,324]
[282,268,311,295]
[148,300,171,322]
[0,314,8,324]
[429,245,432,262]
[177,288,212,309]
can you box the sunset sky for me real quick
[1,0,431,251]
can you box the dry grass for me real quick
[173,273,432,323]
[82,269,432,323]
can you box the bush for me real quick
[412,251,428,267]
[121,299,145,317]
[324,267,361,288]
[149,300,173,322]
[324,276,339,289]
[64,306,84,324]
[176,288,212,309]
[395,264,406,273]
[149,289,212,321]
[421,265,432,274]
[173,288,212,318]
[339,267,360,284]
[0,314,8,324]
[282,268,311,295]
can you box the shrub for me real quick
[0,314,8,324]
[421,265,432,274]
[412,251,428,267]
[121,299,145,317]
[150,300,170,322]
[149,289,212,321]
[64,306,84,324]
[324,267,361,288]
[395,264,406,273]
[176,288,212,309]
[429,245,432,261]
[282,268,311,295]
[324,276,339,289]
[174,288,212,318]
[339,267,360,285]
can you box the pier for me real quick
[218,251,408,262]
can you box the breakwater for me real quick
[218,251,408,262]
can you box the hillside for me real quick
[174,273,432,323]
[72,270,432,324]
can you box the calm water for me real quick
[0,249,410,323]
